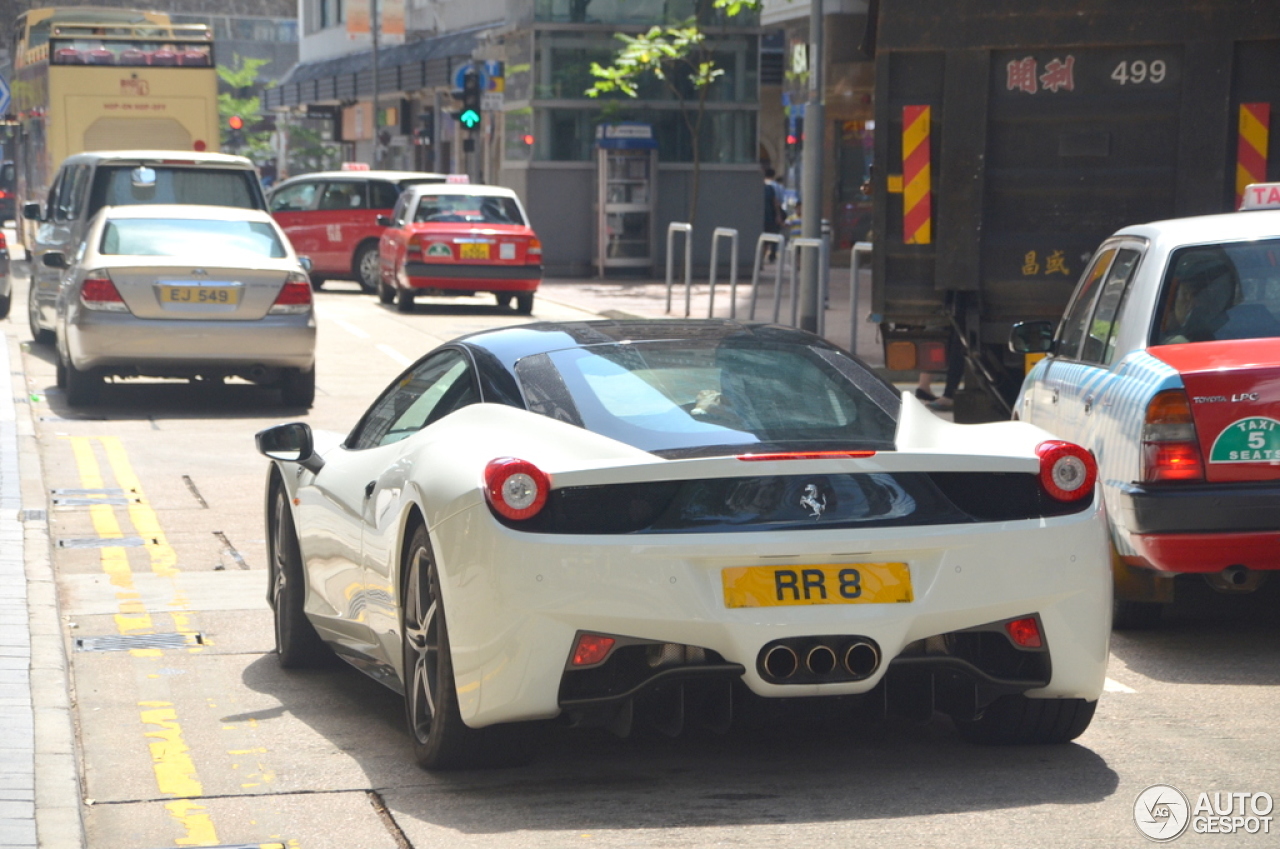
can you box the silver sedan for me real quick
[48,205,317,407]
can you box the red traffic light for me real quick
[228,115,244,130]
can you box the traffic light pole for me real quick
[798,0,825,333]
[371,0,381,167]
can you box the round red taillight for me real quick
[1035,440,1097,502]
[484,458,549,520]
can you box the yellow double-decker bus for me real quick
[11,7,220,245]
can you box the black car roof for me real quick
[454,319,850,372]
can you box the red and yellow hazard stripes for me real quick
[902,105,932,244]
[1237,103,1271,208]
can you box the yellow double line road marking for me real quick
[67,436,218,846]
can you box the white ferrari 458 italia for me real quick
[255,319,1111,770]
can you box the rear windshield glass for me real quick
[100,218,287,259]
[1152,239,1280,344]
[413,194,524,225]
[515,339,898,456]
[90,166,262,219]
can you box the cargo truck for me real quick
[868,0,1280,421]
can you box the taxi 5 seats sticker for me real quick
[1210,417,1280,463]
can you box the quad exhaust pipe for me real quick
[758,637,881,683]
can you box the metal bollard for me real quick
[707,227,739,318]
[850,241,872,357]
[786,237,827,330]
[665,222,693,316]
[749,233,785,321]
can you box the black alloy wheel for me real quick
[269,485,332,668]
[401,524,527,770]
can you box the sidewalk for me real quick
[537,259,885,369]
[1,324,84,846]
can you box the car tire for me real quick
[280,368,316,408]
[55,352,67,389]
[401,524,528,770]
[310,275,325,291]
[1112,598,1163,630]
[353,242,380,294]
[396,288,415,313]
[953,695,1097,745]
[28,289,54,345]
[495,293,514,310]
[269,484,332,668]
[64,358,101,406]
[515,293,534,315]
[0,291,10,319]
[377,277,397,305]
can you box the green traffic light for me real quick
[459,108,481,129]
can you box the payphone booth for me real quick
[596,122,658,277]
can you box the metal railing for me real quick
[664,222,694,316]
[849,241,872,356]
[707,227,739,318]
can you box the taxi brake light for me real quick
[571,633,616,666]
[527,238,542,260]
[406,235,425,261]
[1141,389,1204,482]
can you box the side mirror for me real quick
[42,252,69,270]
[297,256,313,272]
[1009,320,1056,354]
[255,422,325,474]
[23,202,44,223]
[376,215,392,227]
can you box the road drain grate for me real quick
[58,536,155,549]
[51,488,142,508]
[75,633,204,652]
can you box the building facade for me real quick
[266,0,765,277]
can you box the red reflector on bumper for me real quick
[1005,617,1043,648]
[571,634,616,666]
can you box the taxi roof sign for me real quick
[1239,183,1280,211]
[340,162,371,171]
[445,174,470,184]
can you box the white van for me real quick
[24,150,268,343]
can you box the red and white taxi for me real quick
[268,168,449,292]
[1012,189,1280,627]
[376,184,542,314]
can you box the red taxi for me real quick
[268,168,448,292]
[376,184,542,313]
[1011,185,1280,627]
